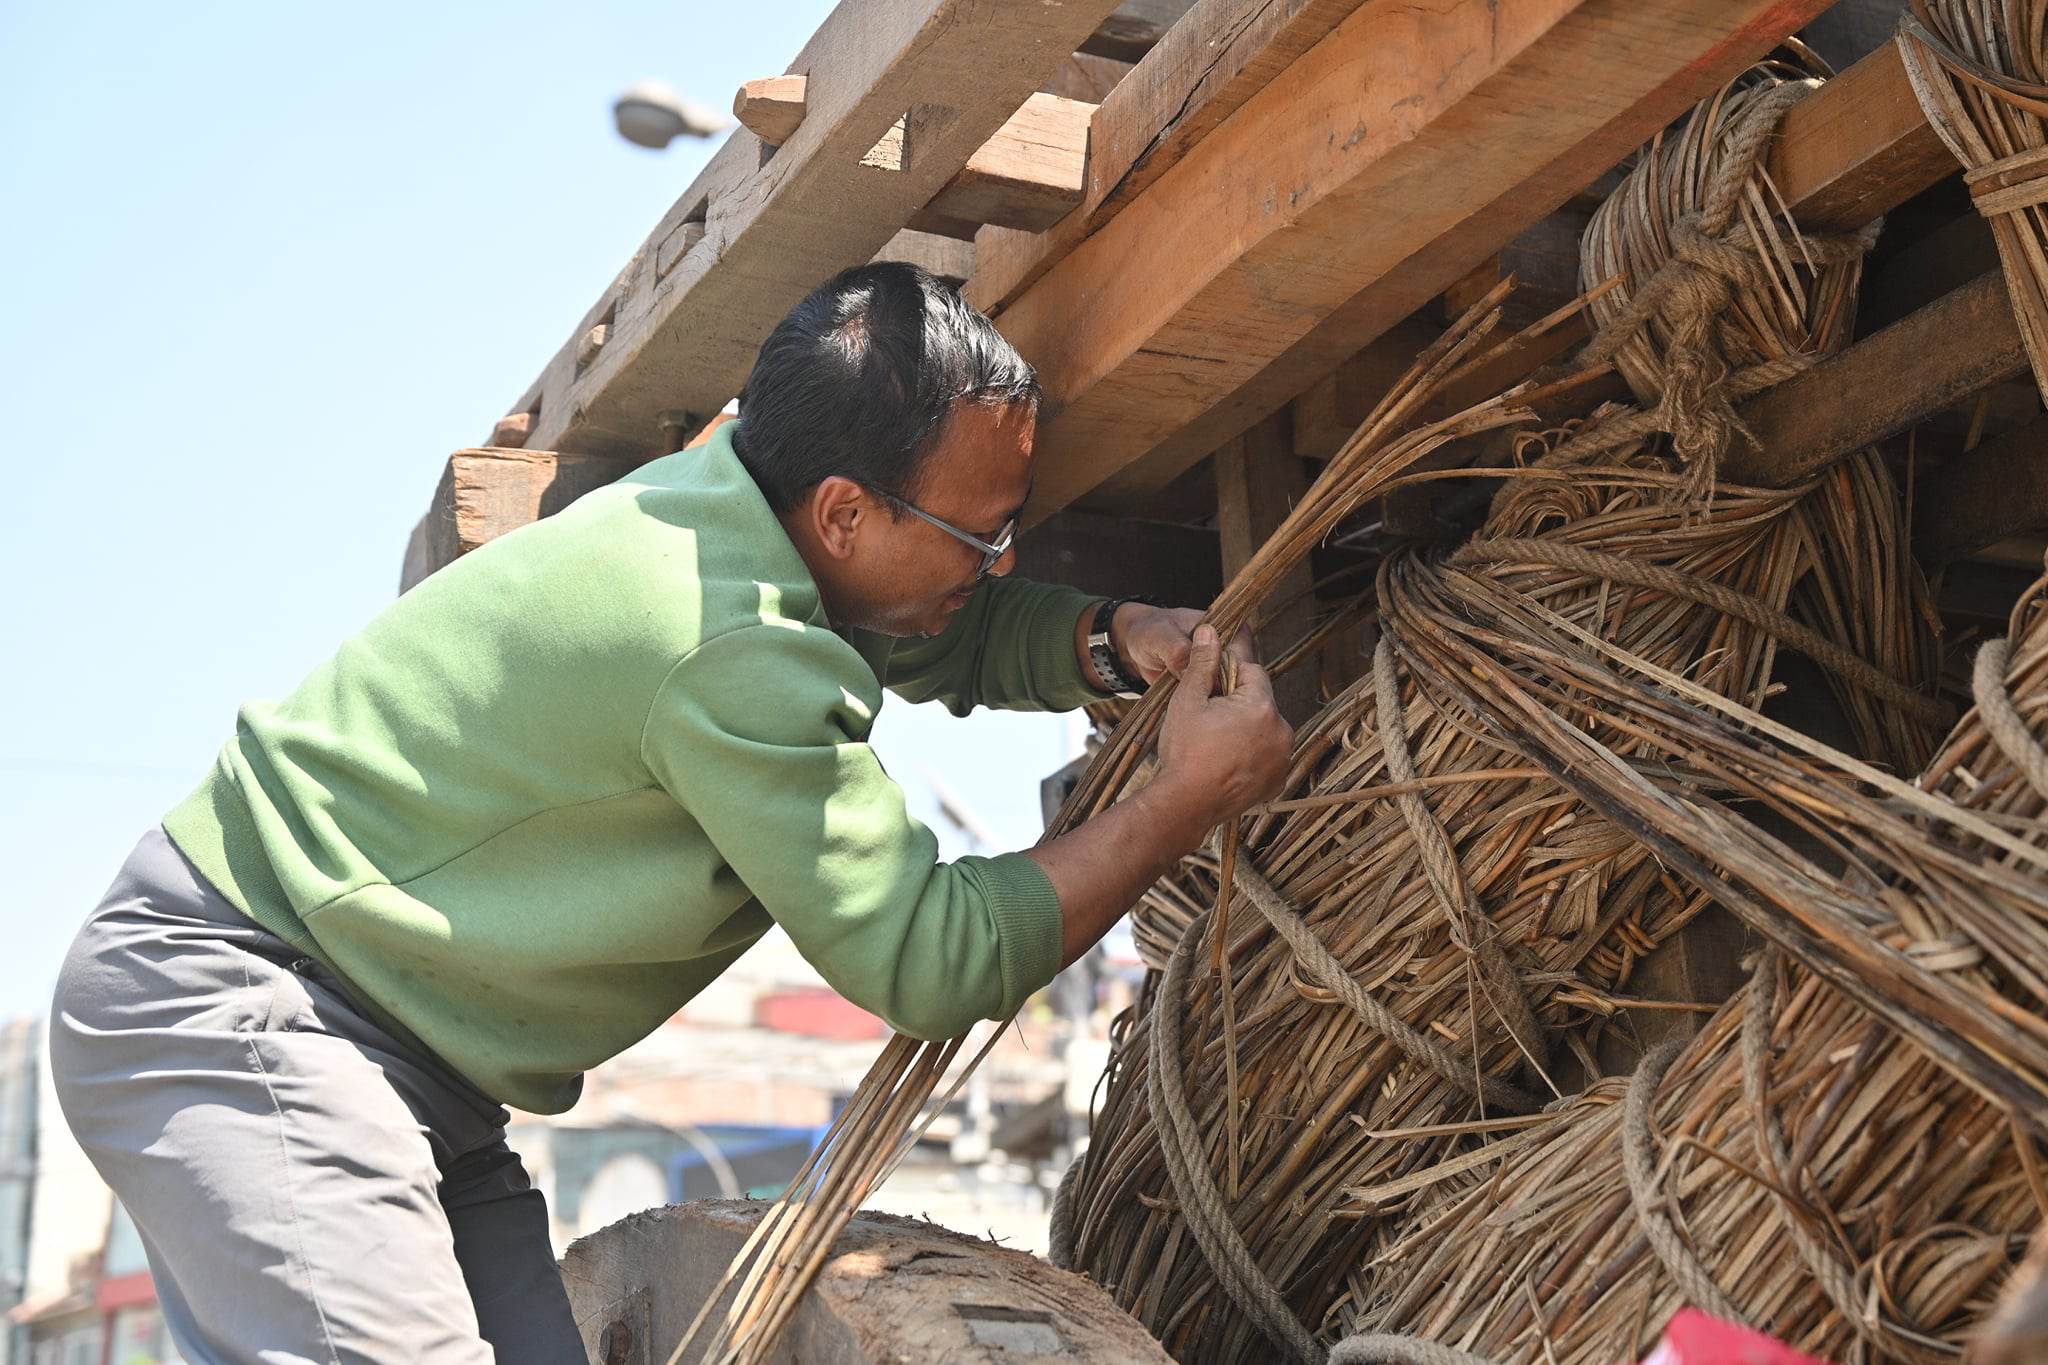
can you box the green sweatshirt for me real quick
[163,421,1102,1113]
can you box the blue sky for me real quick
[0,2,1077,1020]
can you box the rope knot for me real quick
[1559,77,1878,506]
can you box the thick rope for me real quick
[1540,357,1811,471]
[1621,1038,1747,1324]
[1974,638,2048,800]
[1224,855,1543,1114]
[1140,864,1548,1365]
[1899,7,2048,405]
[1047,1149,1083,1270]
[1453,537,1955,729]
[1741,953,1897,1354]
[1148,906,1328,1363]
[1372,639,1553,1093]
[1572,79,1881,499]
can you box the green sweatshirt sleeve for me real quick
[877,576,1106,717]
[641,623,1065,1040]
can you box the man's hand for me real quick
[1028,623,1295,967]
[1114,604,1256,685]
[1150,625,1294,839]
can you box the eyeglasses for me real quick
[880,492,1018,579]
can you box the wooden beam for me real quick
[1291,320,1440,461]
[1726,272,2027,486]
[1078,0,1197,63]
[970,0,1376,314]
[1917,414,2048,564]
[1290,41,1960,466]
[734,80,1093,236]
[1763,39,1955,235]
[910,93,1093,235]
[1040,52,1131,104]
[1001,0,1840,520]
[732,76,808,146]
[1859,211,1997,332]
[1216,410,1319,721]
[1013,509,1220,605]
[870,228,974,287]
[507,0,1122,461]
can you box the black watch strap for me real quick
[1087,596,1153,698]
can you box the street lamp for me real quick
[611,79,729,149]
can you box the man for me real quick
[51,263,1292,1362]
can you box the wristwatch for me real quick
[1086,596,1153,699]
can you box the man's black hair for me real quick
[731,262,1040,513]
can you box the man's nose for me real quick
[988,545,1017,578]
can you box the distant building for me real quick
[0,1019,40,1365]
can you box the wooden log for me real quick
[560,1201,1174,1364]
[1916,414,2048,564]
[970,0,1377,314]
[734,79,1092,237]
[1726,272,2027,487]
[1078,0,1197,63]
[1001,0,1842,520]
[508,0,1124,462]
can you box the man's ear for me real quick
[808,476,869,561]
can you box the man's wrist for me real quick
[1083,597,1148,696]
[1131,770,1219,856]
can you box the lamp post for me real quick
[611,79,729,149]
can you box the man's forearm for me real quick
[1024,778,1213,968]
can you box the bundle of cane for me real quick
[1059,67,1944,1363]
[1899,0,2048,406]
[668,281,1538,1365]
[1328,562,2048,1365]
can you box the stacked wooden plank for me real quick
[400,1,2048,598]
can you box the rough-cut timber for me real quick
[1289,41,1958,465]
[1764,39,1955,234]
[1726,272,2027,486]
[1002,0,1843,520]
[970,0,1376,314]
[559,1201,1174,1364]
[1078,0,1197,63]
[732,77,808,146]
[908,93,1093,237]
[508,0,1124,462]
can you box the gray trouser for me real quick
[50,828,587,1364]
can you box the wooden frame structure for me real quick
[400,0,2048,620]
